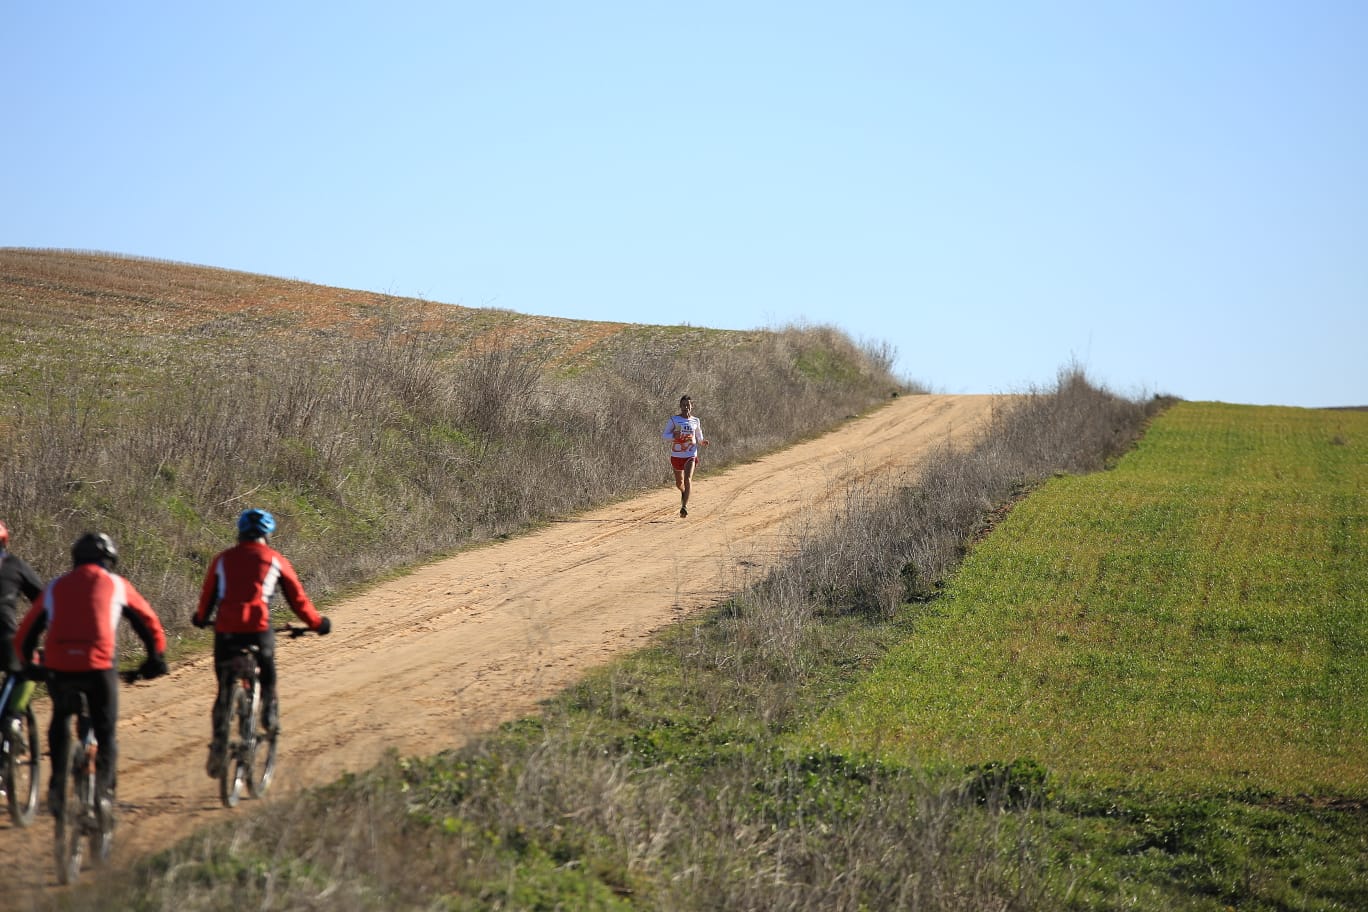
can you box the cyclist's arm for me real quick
[16,556,43,603]
[121,583,167,658]
[192,557,222,627]
[15,595,48,667]
[276,556,325,630]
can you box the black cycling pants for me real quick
[47,669,119,811]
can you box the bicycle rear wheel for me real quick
[55,817,81,885]
[219,686,251,808]
[247,719,278,799]
[5,705,40,826]
[55,742,86,885]
[89,786,114,867]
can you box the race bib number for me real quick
[672,419,694,452]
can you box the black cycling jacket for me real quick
[0,550,44,672]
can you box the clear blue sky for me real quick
[5,2,1365,407]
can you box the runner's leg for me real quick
[680,458,696,514]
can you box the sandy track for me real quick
[0,393,997,896]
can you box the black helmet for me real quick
[72,532,118,568]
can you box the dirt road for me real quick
[0,393,997,895]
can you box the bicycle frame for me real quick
[220,644,276,807]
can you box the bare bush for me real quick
[859,336,898,376]
[454,333,551,444]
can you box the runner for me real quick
[661,395,709,517]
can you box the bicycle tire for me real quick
[219,685,251,808]
[55,817,80,885]
[247,718,278,799]
[55,741,85,885]
[5,705,40,826]
[90,786,113,867]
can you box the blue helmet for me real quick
[237,508,276,538]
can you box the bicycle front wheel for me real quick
[5,705,40,826]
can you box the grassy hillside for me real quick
[811,401,1367,795]
[0,248,903,639]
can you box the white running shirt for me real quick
[662,415,704,459]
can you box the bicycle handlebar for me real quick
[273,624,315,638]
[24,663,158,685]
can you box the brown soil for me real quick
[0,392,998,897]
[0,249,749,369]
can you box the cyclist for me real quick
[0,520,44,727]
[15,532,168,818]
[192,508,330,778]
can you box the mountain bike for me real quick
[0,670,40,826]
[52,667,143,885]
[218,624,315,808]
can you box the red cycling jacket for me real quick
[16,564,167,672]
[194,540,323,633]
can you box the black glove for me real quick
[315,617,331,636]
[140,654,169,680]
[191,614,210,629]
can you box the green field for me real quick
[809,401,1367,795]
